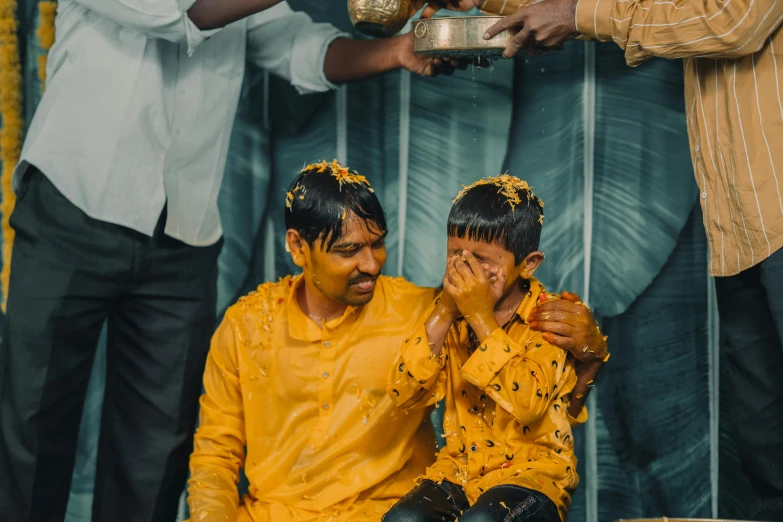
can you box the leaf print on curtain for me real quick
[597,205,710,521]
[399,60,515,284]
[591,43,698,317]
[217,65,272,316]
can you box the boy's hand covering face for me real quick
[483,263,506,303]
[437,257,462,319]
[444,250,505,318]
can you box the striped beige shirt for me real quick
[576,0,783,276]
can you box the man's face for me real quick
[293,212,388,307]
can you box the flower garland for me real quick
[0,1,55,310]
[0,0,22,311]
[37,1,56,89]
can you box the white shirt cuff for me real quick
[289,23,350,94]
[180,0,222,56]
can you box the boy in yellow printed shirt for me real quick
[386,175,597,522]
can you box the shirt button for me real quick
[696,144,701,152]
[174,128,182,136]
[701,191,708,199]
[322,372,329,379]
[322,404,329,410]
[324,342,331,348]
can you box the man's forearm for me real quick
[567,361,602,418]
[324,36,403,84]
[188,0,283,30]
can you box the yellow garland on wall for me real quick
[37,1,56,89]
[0,1,56,310]
[0,0,22,311]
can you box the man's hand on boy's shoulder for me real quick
[526,291,608,365]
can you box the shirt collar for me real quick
[515,276,545,323]
[286,275,360,342]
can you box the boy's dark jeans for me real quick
[382,479,561,522]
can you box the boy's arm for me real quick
[387,295,456,409]
[446,252,573,424]
[187,312,247,520]
[460,327,567,425]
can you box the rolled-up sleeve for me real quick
[246,2,348,94]
[70,0,217,55]
[575,0,783,64]
[461,329,568,425]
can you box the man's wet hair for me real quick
[284,160,387,251]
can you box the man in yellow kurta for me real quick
[386,176,605,522]
[187,162,607,522]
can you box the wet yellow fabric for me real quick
[388,278,580,522]
[187,274,438,522]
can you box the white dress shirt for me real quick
[16,0,346,246]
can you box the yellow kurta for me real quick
[188,275,438,522]
[388,278,583,522]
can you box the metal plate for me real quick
[412,16,511,59]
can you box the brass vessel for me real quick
[412,16,510,59]
[347,0,527,38]
[347,0,421,38]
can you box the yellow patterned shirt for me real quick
[387,278,583,522]
[187,275,438,522]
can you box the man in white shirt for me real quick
[0,1,458,521]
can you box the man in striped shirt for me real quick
[484,1,783,519]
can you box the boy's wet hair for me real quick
[284,160,387,251]
[447,174,544,264]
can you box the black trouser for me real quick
[715,247,783,521]
[0,168,222,522]
[382,480,561,522]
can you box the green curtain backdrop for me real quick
[3,2,751,521]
